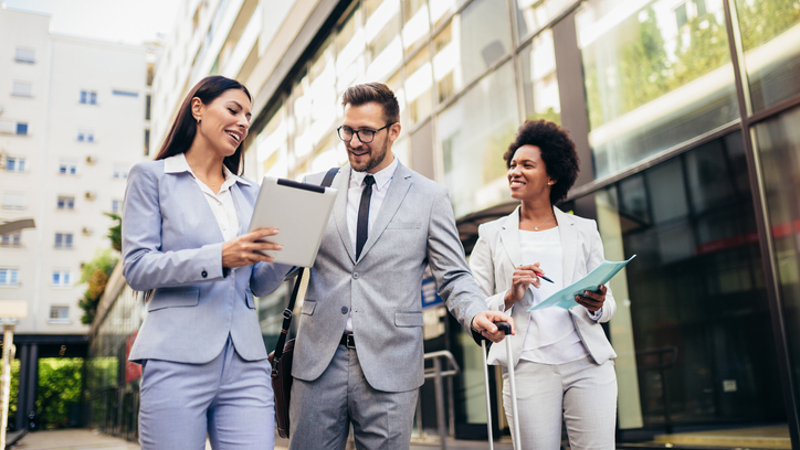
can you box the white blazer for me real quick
[470,206,617,368]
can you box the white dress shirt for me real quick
[164,153,240,242]
[344,156,399,332]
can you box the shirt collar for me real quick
[163,153,251,186]
[350,155,399,191]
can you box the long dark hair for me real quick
[155,76,252,175]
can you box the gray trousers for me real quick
[138,337,275,449]
[503,356,617,450]
[288,343,418,450]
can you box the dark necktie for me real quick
[355,175,375,260]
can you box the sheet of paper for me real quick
[527,255,636,311]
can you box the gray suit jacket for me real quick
[122,160,286,364]
[469,206,617,368]
[291,162,487,392]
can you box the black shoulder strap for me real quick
[272,166,339,374]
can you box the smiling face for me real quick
[192,88,252,158]
[508,144,555,204]
[341,101,399,173]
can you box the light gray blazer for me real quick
[291,162,486,392]
[122,160,287,364]
[469,206,617,368]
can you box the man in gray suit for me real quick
[288,82,514,450]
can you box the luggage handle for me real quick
[480,320,520,450]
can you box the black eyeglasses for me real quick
[337,123,394,143]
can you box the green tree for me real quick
[736,0,800,51]
[77,249,118,325]
[35,358,83,428]
[104,212,121,252]
[619,9,671,113]
[672,15,730,87]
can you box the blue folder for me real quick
[528,255,636,311]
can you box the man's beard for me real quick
[349,136,388,173]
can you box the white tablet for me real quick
[248,176,337,267]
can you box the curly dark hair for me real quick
[503,119,580,205]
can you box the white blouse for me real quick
[519,227,588,364]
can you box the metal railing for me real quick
[412,350,461,450]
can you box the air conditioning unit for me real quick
[85,155,97,164]
[81,227,93,236]
[84,191,96,200]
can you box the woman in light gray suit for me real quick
[470,120,618,450]
[122,76,286,449]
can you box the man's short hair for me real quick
[342,82,400,125]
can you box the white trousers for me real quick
[502,356,617,450]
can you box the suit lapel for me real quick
[357,162,412,261]
[556,207,578,285]
[230,182,249,236]
[500,206,523,268]
[332,166,356,263]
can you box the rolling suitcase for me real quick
[481,321,521,450]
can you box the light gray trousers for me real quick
[288,343,418,450]
[138,337,275,449]
[503,356,617,450]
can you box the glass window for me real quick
[12,82,32,97]
[113,164,129,179]
[2,192,25,210]
[594,132,786,430]
[754,105,800,414]
[5,156,26,173]
[335,6,365,95]
[14,48,35,63]
[59,160,77,175]
[16,123,28,135]
[257,102,290,179]
[308,38,339,150]
[0,232,21,247]
[437,62,519,218]
[50,306,70,321]
[57,196,75,210]
[577,0,738,178]
[515,0,575,41]
[78,129,95,142]
[80,90,98,105]
[518,29,561,123]
[401,0,430,54]
[55,233,74,249]
[734,0,800,112]
[365,0,403,82]
[432,0,513,104]
[52,271,72,287]
[0,268,20,286]
[405,46,434,125]
[111,199,122,214]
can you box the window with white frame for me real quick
[2,192,25,210]
[0,268,20,287]
[79,90,97,105]
[14,48,35,64]
[112,164,129,179]
[111,199,122,214]
[54,233,73,248]
[49,305,70,322]
[57,196,75,210]
[77,129,95,142]
[4,156,26,173]
[59,160,77,175]
[12,82,33,97]
[51,270,72,286]
[16,122,28,135]
[0,232,21,247]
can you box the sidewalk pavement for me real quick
[9,429,514,450]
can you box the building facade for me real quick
[0,3,154,429]
[90,0,800,447]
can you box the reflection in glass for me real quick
[336,6,365,95]
[405,46,434,125]
[577,0,738,178]
[438,62,518,217]
[735,0,800,111]
[256,101,288,179]
[595,133,786,429]
[518,29,561,123]
[365,0,403,81]
[401,0,430,54]
[515,0,575,41]
[754,106,800,412]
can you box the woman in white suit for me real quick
[470,119,618,450]
[122,76,286,449]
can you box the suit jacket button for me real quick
[341,306,348,314]
[201,270,208,278]
[352,272,358,279]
